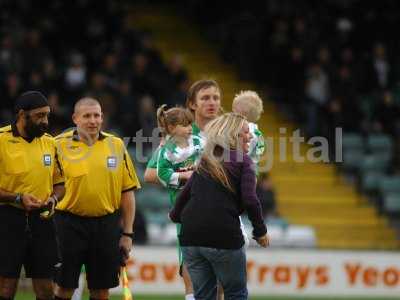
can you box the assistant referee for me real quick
[54,97,140,300]
[0,91,65,300]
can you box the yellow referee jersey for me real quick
[0,124,64,208]
[55,130,140,217]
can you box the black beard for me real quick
[25,117,48,138]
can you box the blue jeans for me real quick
[182,246,248,300]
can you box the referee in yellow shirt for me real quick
[0,91,65,300]
[54,97,140,300]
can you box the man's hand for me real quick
[256,234,270,248]
[21,194,42,211]
[119,235,133,266]
[40,196,57,219]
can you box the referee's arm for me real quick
[120,190,135,235]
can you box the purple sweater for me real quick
[170,150,267,249]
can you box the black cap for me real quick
[14,91,49,113]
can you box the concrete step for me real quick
[316,227,397,240]
[276,188,357,199]
[289,217,387,226]
[279,207,377,219]
[278,195,359,205]
[318,238,400,250]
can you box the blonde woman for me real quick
[170,113,269,300]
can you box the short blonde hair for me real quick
[232,90,263,123]
[74,97,101,113]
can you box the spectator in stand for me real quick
[42,59,61,93]
[305,62,330,136]
[118,79,140,135]
[133,208,148,245]
[167,55,189,102]
[21,29,49,74]
[256,173,277,219]
[0,73,21,123]
[285,46,306,122]
[100,53,120,92]
[138,95,158,153]
[64,53,87,100]
[0,1,189,141]
[130,53,155,97]
[373,90,400,137]
[47,91,70,134]
[365,43,393,93]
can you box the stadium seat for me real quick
[361,171,385,192]
[144,211,169,227]
[136,187,170,211]
[161,224,179,245]
[379,176,400,195]
[284,225,317,248]
[359,154,389,173]
[366,134,393,156]
[360,95,377,121]
[392,85,400,106]
[342,133,364,152]
[342,149,364,171]
[383,193,400,214]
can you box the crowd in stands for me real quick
[186,0,400,141]
[0,0,189,138]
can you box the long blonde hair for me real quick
[198,112,247,192]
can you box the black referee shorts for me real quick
[0,205,58,278]
[54,210,122,290]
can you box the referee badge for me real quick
[43,154,52,166]
[107,156,117,169]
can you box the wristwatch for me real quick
[15,193,23,205]
[122,232,134,239]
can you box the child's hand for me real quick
[179,170,193,181]
[177,165,194,172]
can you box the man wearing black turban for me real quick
[14,91,51,139]
[0,91,65,300]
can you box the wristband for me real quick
[15,193,23,205]
[122,232,134,239]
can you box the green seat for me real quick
[136,187,170,210]
[342,149,364,170]
[367,134,393,155]
[144,211,169,226]
[361,171,385,192]
[360,95,377,121]
[392,85,400,106]
[342,133,364,152]
[384,193,400,214]
[359,154,389,173]
[379,176,400,195]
